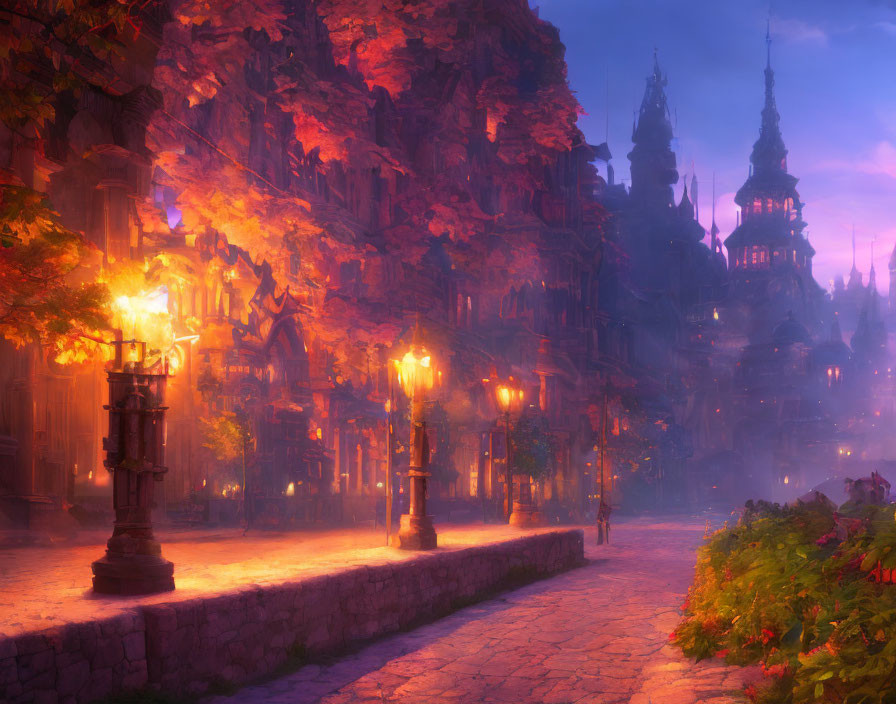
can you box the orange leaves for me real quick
[275,74,374,163]
[0,184,110,360]
[157,0,286,111]
[314,0,455,96]
[173,0,286,41]
[130,0,600,393]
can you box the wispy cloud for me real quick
[822,141,896,179]
[874,19,896,34]
[770,15,829,45]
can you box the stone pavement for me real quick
[210,516,760,704]
[0,523,564,638]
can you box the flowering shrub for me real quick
[673,500,896,703]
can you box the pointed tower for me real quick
[690,171,699,223]
[710,172,722,257]
[868,239,877,295]
[678,180,694,221]
[627,51,679,211]
[888,242,896,315]
[724,28,816,307]
[847,226,863,292]
[751,25,788,176]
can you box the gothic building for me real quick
[597,34,894,507]
[723,33,824,341]
[608,55,725,348]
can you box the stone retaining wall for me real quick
[1,529,584,703]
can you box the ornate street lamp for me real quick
[495,380,524,523]
[91,335,174,594]
[392,323,438,550]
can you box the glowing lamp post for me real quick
[495,384,516,522]
[495,381,534,526]
[91,334,174,594]
[393,328,438,550]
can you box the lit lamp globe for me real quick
[393,340,438,550]
[398,348,435,400]
[496,385,523,414]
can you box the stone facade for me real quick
[0,529,583,703]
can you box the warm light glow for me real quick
[285,482,295,496]
[398,348,436,398]
[316,427,322,440]
[783,475,790,485]
[713,308,719,321]
[108,286,176,362]
[496,385,512,412]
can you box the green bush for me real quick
[673,500,896,704]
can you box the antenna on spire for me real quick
[766,17,772,68]
[852,225,857,270]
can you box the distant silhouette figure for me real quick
[597,500,611,545]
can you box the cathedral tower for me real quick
[627,52,679,212]
[888,242,896,315]
[723,28,818,322]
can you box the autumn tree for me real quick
[0,1,149,354]
[0,180,108,357]
[199,408,254,489]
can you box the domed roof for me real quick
[772,311,811,347]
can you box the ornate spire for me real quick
[869,239,877,292]
[628,50,678,209]
[750,25,788,175]
[848,225,863,291]
[710,171,721,254]
[678,180,694,220]
[640,49,670,127]
[690,169,698,223]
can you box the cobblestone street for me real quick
[212,516,759,704]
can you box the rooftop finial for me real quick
[766,17,772,69]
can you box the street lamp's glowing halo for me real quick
[398,347,435,399]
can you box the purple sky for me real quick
[536,0,896,293]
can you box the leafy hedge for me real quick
[673,500,896,704]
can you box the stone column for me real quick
[92,342,174,594]
[394,391,437,549]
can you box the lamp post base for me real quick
[91,553,175,595]
[393,514,437,550]
[509,502,545,528]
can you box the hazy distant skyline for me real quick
[537,0,896,293]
